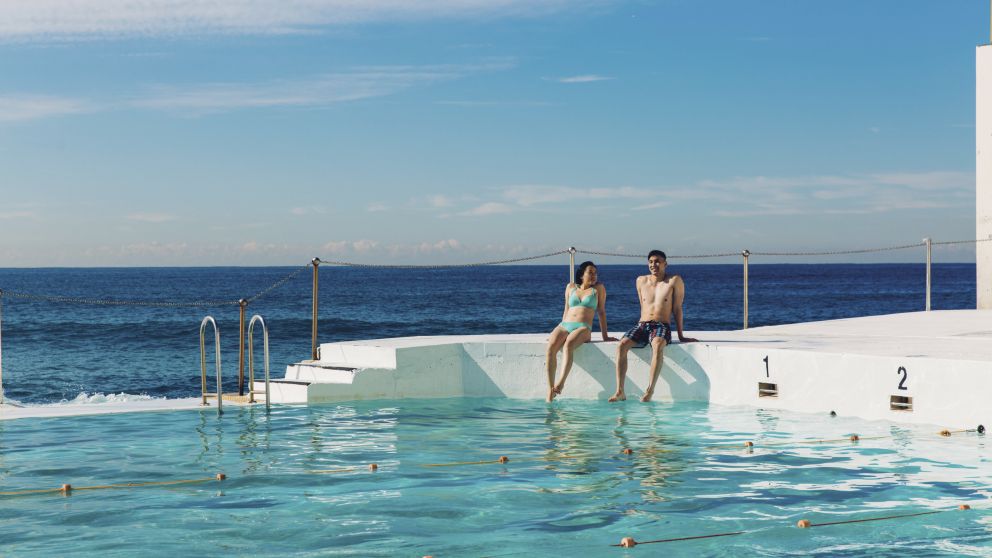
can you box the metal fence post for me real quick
[568,247,576,284]
[742,250,750,330]
[237,298,247,396]
[924,237,932,312]
[311,257,321,361]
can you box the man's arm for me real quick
[672,277,698,343]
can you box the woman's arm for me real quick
[596,284,618,341]
[561,283,573,322]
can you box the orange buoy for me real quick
[369,463,378,471]
[216,473,227,481]
[797,519,811,528]
[850,435,860,442]
[60,484,72,494]
[744,441,754,448]
[960,504,971,510]
[939,430,951,437]
[498,456,509,464]
[622,448,633,455]
[620,537,637,548]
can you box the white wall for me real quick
[978,45,992,308]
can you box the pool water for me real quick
[1,399,990,556]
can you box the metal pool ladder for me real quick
[199,316,223,416]
[247,314,270,410]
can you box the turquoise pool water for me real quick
[1,399,990,556]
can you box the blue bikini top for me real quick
[568,286,598,309]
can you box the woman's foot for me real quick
[547,387,558,402]
[608,390,626,402]
[640,388,654,402]
[553,382,565,396]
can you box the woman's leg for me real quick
[554,327,591,395]
[545,326,568,401]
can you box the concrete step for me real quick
[252,378,310,404]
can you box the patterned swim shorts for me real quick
[623,321,672,348]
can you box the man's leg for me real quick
[609,338,633,402]
[641,337,667,402]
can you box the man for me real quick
[609,250,698,403]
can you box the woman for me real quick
[545,261,616,401]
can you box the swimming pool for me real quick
[1,399,989,556]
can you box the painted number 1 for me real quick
[763,356,769,378]
[897,366,908,391]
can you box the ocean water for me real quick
[1,399,990,557]
[0,263,976,404]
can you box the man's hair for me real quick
[647,249,666,261]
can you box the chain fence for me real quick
[0,238,986,307]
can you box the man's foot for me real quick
[553,382,565,395]
[640,388,654,402]
[608,391,626,402]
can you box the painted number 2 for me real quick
[897,366,908,391]
[763,356,769,378]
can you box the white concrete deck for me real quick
[274,310,992,428]
[0,397,207,421]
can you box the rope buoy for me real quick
[960,504,971,510]
[216,473,226,481]
[498,456,509,464]
[850,435,859,442]
[744,441,754,448]
[623,448,634,455]
[939,430,951,437]
[620,537,637,548]
[60,484,72,495]
[797,519,811,528]
[369,463,378,471]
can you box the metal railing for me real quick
[199,316,223,416]
[247,314,270,410]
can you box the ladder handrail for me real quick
[247,314,270,410]
[199,316,223,416]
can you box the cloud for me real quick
[435,100,552,107]
[291,206,328,215]
[458,202,515,216]
[4,62,515,122]
[631,201,671,211]
[0,95,94,122]
[131,63,511,115]
[0,210,36,219]
[367,202,389,212]
[693,171,974,217]
[554,74,614,83]
[322,240,349,255]
[501,184,655,207]
[0,1,612,41]
[126,212,177,223]
[352,239,379,252]
[428,195,455,208]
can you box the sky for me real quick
[0,0,988,266]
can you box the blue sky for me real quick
[0,0,986,266]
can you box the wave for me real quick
[51,392,170,406]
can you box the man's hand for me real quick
[678,336,698,343]
[602,335,619,342]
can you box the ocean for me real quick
[0,263,976,404]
